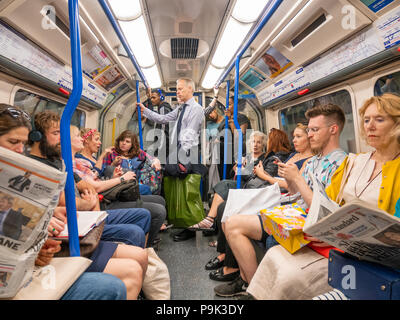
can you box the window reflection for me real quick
[374,72,400,96]
[14,89,86,128]
[279,90,356,153]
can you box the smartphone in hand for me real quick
[271,156,282,163]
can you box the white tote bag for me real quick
[142,248,171,300]
[221,183,282,222]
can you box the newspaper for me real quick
[304,174,400,269]
[0,147,66,298]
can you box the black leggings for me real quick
[104,195,167,247]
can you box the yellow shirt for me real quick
[326,154,400,215]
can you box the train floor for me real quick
[156,227,235,300]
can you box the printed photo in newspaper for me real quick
[0,157,63,207]
[0,190,46,244]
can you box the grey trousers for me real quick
[104,195,167,247]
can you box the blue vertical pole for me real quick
[233,57,242,189]
[60,0,82,257]
[223,80,230,180]
[136,80,144,150]
[196,92,203,198]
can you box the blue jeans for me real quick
[61,272,126,300]
[102,208,151,248]
[266,234,279,250]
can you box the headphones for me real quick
[28,116,43,142]
[157,89,165,102]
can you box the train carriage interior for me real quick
[0,0,400,301]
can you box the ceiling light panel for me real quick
[142,64,162,88]
[108,0,142,20]
[119,17,156,68]
[232,0,270,23]
[202,65,224,89]
[211,17,252,68]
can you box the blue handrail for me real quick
[214,0,283,188]
[60,0,83,257]
[136,80,144,149]
[233,57,242,189]
[223,80,230,180]
[98,0,148,87]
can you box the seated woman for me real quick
[102,130,162,194]
[206,126,311,283]
[190,129,292,231]
[0,104,142,300]
[71,127,166,248]
[254,123,313,191]
[248,93,400,300]
[75,128,113,177]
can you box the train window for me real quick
[13,89,86,128]
[242,99,262,131]
[374,71,400,96]
[279,90,356,153]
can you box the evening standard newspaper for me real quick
[0,146,66,298]
[304,174,400,269]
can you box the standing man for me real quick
[138,78,205,174]
[142,88,173,158]
[138,78,207,241]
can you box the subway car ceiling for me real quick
[0,0,399,136]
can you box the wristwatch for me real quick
[120,176,125,183]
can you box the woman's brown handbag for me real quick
[55,221,105,258]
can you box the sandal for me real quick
[187,216,215,231]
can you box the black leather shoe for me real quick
[209,267,240,282]
[202,228,218,237]
[173,229,196,242]
[205,257,224,270]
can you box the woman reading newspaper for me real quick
[0,104,145,300]
[248,93,400,300]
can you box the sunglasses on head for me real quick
[0,107,31,121]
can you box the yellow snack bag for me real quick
[260,203,310,254]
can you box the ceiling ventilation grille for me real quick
[171,38,199,59]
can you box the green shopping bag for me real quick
[163,174,205,228]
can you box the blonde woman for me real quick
[255,123,313,190]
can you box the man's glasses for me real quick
[305,124,334,134]
[0,107,31,121]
